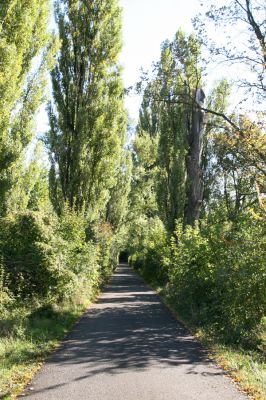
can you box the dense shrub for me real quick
[129,217,170,284]
[0,209,117,304]
[205,214,266,343]
[55,208,101,302]
[0,263,14,320]
[95,222,117,279]
[0,212,62,300]
[167,223,216,324]
[129,213,266,346]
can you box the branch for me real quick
[151,94,266,165]
[200,105,266,164]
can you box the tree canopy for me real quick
[47,0,127,218]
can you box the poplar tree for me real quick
[136,31,204,231]
[48,0,126,217]
[0,0,54,215]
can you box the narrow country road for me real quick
[21,264,247,400]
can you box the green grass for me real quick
[207,343,266,400]
[0,300,93,399]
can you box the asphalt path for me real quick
[21,263,248,400]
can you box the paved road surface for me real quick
[21,264,247,400]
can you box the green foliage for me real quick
[130,212,266,347]
[0,0,57,215]
[201,79,266,221]
[168,222,215,324]
[5,143,51,214]
[129,132,158,221]
[0,263,14,320]
[135,30,203,232]
[0,207,116,303]
[0,211,61,299]
[54,206,100,302]
[128,217,170,284]
[47,0,127,216]
[204,213,266,343]
[106,149,132,232]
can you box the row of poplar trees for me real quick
[0,0,131,302]
[1,0,265,344]
[0,0,129,222]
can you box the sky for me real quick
[37,0,203,134]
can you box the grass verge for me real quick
[0,297,96,399]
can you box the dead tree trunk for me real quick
[184,89,206,227]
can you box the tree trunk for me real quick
[184,89,206,226]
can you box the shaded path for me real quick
[22,264,247,400]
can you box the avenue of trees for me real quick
[0,0,265,371]
[0,0,131,310]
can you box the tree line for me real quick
[0,0,265,357]
[0,0,131,308]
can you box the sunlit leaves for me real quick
[48,0,126,218]
[0,0,56,215]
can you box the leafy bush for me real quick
[169,214,266,345]
[0,262,14,320]
[129,217,170,284]
[0,206,118,305]
[95,222,119,281]
[129,212,266,347]
[55,207,100,302]
[0,212,61,300]
[206,214,266,343]
[168,222,215,324]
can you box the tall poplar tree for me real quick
[48,0,126,217]
[0,0,54,215]
[135,31,205,231]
